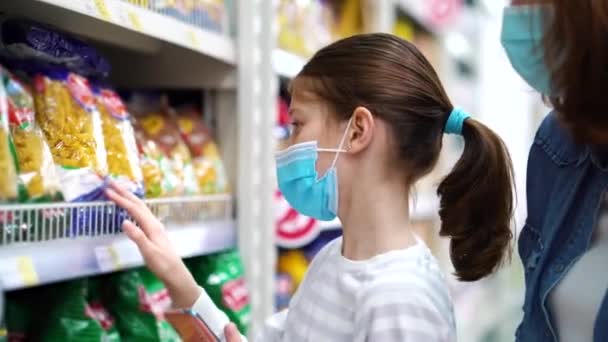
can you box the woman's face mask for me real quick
[501,5,553,95]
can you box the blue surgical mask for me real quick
[275,119,352,221]
[501,5,552,94]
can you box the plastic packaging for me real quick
[41,279,121,342]
[105,268,181,342]
[0,18,111,78]
[0,70,18,202]
[129,92,199,197]
[186,250,251,334]
[33,69,107,202]
[135,128,172,198]
[176,106,228,194]
[2,68,59,201]
[95,86,143,195]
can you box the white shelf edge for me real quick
[0,220,236,291]
[273,49,307,79]
[36,0,236,65]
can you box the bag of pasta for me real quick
[0,69,18,203]
[176,106,229,194]
[2,68,59,201]
[33,68,107,202]
[33,69,110,236]
[94,86,143,196]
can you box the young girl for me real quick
[106,33,514,342]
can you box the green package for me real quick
[5,288,36,342]
[41,278,121,342]
[105,268,181,342]
[186,249,251,334]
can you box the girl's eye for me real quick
[289,121,302,135]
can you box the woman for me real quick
[502,0,608,341]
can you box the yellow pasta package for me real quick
[176,106,229,194]
[135,113,200,196]
[2,69,59,201]
[33,69,108,202]
[95,86,143,196]
[0,71,18,202]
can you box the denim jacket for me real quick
[516,112,608,341]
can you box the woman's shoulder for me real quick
[532,111,587,167]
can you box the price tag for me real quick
[95,245,121,272]
[93,0,112,21]
[0,256,39,288]
[186,29,200,49]
[128,11,143,31]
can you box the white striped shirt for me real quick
[194,236,456,342]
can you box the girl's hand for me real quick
[105,182,201,308]
[224,323,242,342]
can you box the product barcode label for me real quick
[0,256,39,288]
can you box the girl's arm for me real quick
[106,182,287,342]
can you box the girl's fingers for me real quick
[106,188,157,232]
[109,181,148,210]
[122,220,154,254]
[224,323,242,342]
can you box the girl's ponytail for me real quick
[437,118,515,281]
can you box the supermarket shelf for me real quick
[0,0,237,88]
[273,49,307,79]
[0,195,236,290]
[0,220,236,291]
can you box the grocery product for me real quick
[95,86,143,195]
[176,106,228,194]
[0,70,18,202]
[5,289,36,341]
[105,268,181,342]
[129,92,199,197]
[41,279,121,342]
[135,128,171,198]
[275,273,294,311]
[0,18,111,78]
[33,69,107,202]
[2,68,59,201]
[277,250,309,290]
[186,250,250,334]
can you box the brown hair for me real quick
[543,0,608,143]
[298,33,514,281]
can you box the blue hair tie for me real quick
[444,107,471,135]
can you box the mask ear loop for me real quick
[328,117,353,169]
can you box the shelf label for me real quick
[0,256,39,288]
[186,29,200,50]
[95,245,121,272]
[94,0,112,21]
[128,11,143,31]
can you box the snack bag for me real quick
[33,69,111,235]
[33,69,107,201]
[0,71,18,203]
[136,113,199,196]
[41,279,121,342]
[5,289,35,342]
[186,250,251,334]
[176,106,229,194]
[105,268,181,342]
[0,18,111,78]
[134,128,172,199]
[95,86,143,195]
[1,68,59,201]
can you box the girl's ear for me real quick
[347,106,374,153]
